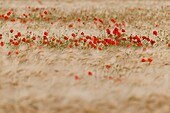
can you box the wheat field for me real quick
[0,0,170,113]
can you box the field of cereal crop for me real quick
[0,0,170,113]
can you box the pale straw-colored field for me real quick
[0,0,170,113]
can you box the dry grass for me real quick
[0,0,170,113]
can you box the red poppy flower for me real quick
[88,72,92,76]
[5,16,8,20]
[10,39,13,43]
[59,41,63,45]
[86,35,91,39]
[68,24,73,28]
[113,27,119,35]
[93,45,97,49]
[69,45,73,48]
[83,39,87,43]
[44,11,48,15]
[146,38,150,42]
[16,51,19,55]
[43,35,47,40]
[22,38,26,42]
[122,38,126,41]
[0,42,4,46]
[94,17,97,21]
[14,42,19,46]
[134,35,141,42]
[7,11,11,16]
[98,47,102,50]
[32,37,36,40]
[137,43,142,47]
[71,33,76,37]
[11,19,15,22]
[81,32,84,36]
[111,19,116,23]
[74,75,80,80]
[106,28,111,34]
[142,36,147,40]
[153,30,158,36]
[26,40,30,43]
[106,65,111,69]
[64,36,68,40]
[148,58,153,63]
[75,43,79,46]
[126,44,131,48]
[117,32,121,37]
[8,51,11,55]
[44,31,48,36]
[109,76,113,80]
[77,18,81,22]
[115,41,119,46]
[98,19,103,24]
[143,47,147,51]
[141,58,146,62]
[168,43,170,47]
[10,29,14,33]
[17,32,21,37]
[121,28,125,32]
[150,40,155,45]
